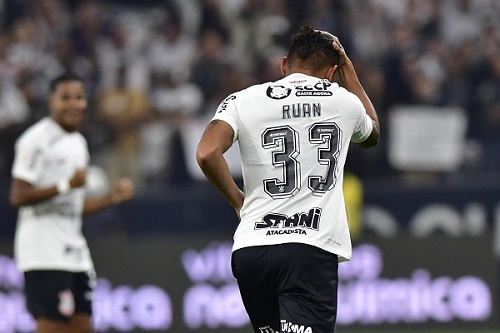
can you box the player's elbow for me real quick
[9,192,23,208]
[196,145,220,170]
[358,125,380,149]
[358,137,378,148]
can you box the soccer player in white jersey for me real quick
[197,26,380,333]
[10,72,134,333]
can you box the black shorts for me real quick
[232,243,339,333]
[23,270,95,321]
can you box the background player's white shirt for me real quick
[12,117,93,272]
[212,73,373,262]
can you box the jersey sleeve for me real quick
[350,100,374,144]
[79,134,91,168]
[12,135,46,184]
[211,94,239,142]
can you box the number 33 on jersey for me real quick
[212,73,373,262]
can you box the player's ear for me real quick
[327,65,337,82]
[280,57,288,76]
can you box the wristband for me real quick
[57,180,71,194]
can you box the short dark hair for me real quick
[287,26,340,73]
[49,72,85,92]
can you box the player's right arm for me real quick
[331,36,380,148]
[196,119,245,218]
[9,137,87,208]
[10,170,87,208]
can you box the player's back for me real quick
[216,73,368,260]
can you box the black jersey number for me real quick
[262,126,301,198]
[262,123,341,199]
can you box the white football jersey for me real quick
[212,73,373,261]
[12,117,93,272]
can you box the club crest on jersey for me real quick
[58,289,75,317]
[255,207,322,235]
[266,85,292,99]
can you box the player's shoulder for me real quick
[235,81,270,99]
[16,118,51,145]
[237,77,298,102]
[334,86,364,108]
[17,117,86,147]
[218,81,269,108]
[334,85,357,98]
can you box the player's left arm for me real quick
[196,120,244,217]
[83,178,134,216]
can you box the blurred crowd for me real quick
[0,0,499,196]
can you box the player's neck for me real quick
[287,69,328,80]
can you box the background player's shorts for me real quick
[232,243,339,333]
[23,270,95,321]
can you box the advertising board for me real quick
[0,234,497,333]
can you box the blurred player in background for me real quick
[197,26,380,332]
[9,72,134,333]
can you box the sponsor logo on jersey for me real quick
[217,95,236,113]
[266,229,307,235]
[294,79,333,97]
[255,208,322,236]
[33,197,79,218]
[266,85,292,99]
[281,319,313,333]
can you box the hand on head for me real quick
[315,29,349,67]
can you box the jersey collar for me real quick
[44,116,70,135]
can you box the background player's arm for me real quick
[332,37,380,148]
[9,169,87,208]
[83,178,134,215]
[196,120,244,217]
